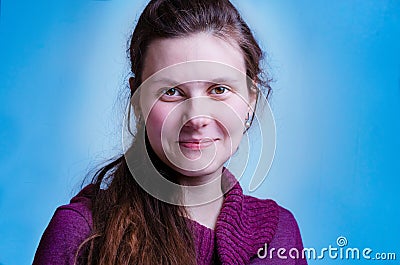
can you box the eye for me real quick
[159,87,184,102]
[163,87,181,96]
[210,85,230,95]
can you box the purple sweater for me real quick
[33,169,307,265]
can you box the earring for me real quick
[245,113,252,128]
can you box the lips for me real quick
[178,138,219,150]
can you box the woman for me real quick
[33,0,307,264]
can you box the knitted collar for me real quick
[188,168,280,265]
[73,168,279,265]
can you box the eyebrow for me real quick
[150,77,179,85]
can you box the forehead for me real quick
[142,33,246,82]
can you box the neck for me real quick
[178,166,225,229]
[178,166,224,205]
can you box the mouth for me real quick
[178,138,219,150]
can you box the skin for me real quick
[132,32,256,229]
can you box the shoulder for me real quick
[243,195,302,234]
[242,195,305,248]
[244,195,303,242]
[243,196,307,264]
[33,184,95,265]
[61,183,95,228]
[273,205,303,244]
[53,183,94,233]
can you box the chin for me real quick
[167,159,225,178]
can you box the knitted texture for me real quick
[187,168,279,265]
[33,169,306,265]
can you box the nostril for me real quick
[183,116,211,129]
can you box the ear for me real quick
[128,76,142,120]
[129,77,135,94]
[248,79,258,114]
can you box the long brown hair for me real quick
[76,0,271,264]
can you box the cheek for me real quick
[215,97,248,146]
[146,102,185,157]
[145,104,171,150]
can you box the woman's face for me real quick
[138,33,256,179]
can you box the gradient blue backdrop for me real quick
[0,1,399,264]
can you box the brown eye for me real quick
[164,87,179,96]
[211,86,229,95]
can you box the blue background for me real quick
[0,0,399,264]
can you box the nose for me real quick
[183,116,211,130]
[181,97,212,130]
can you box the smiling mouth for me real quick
[178,139,219,150]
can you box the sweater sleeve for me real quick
[33,205,92,265]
